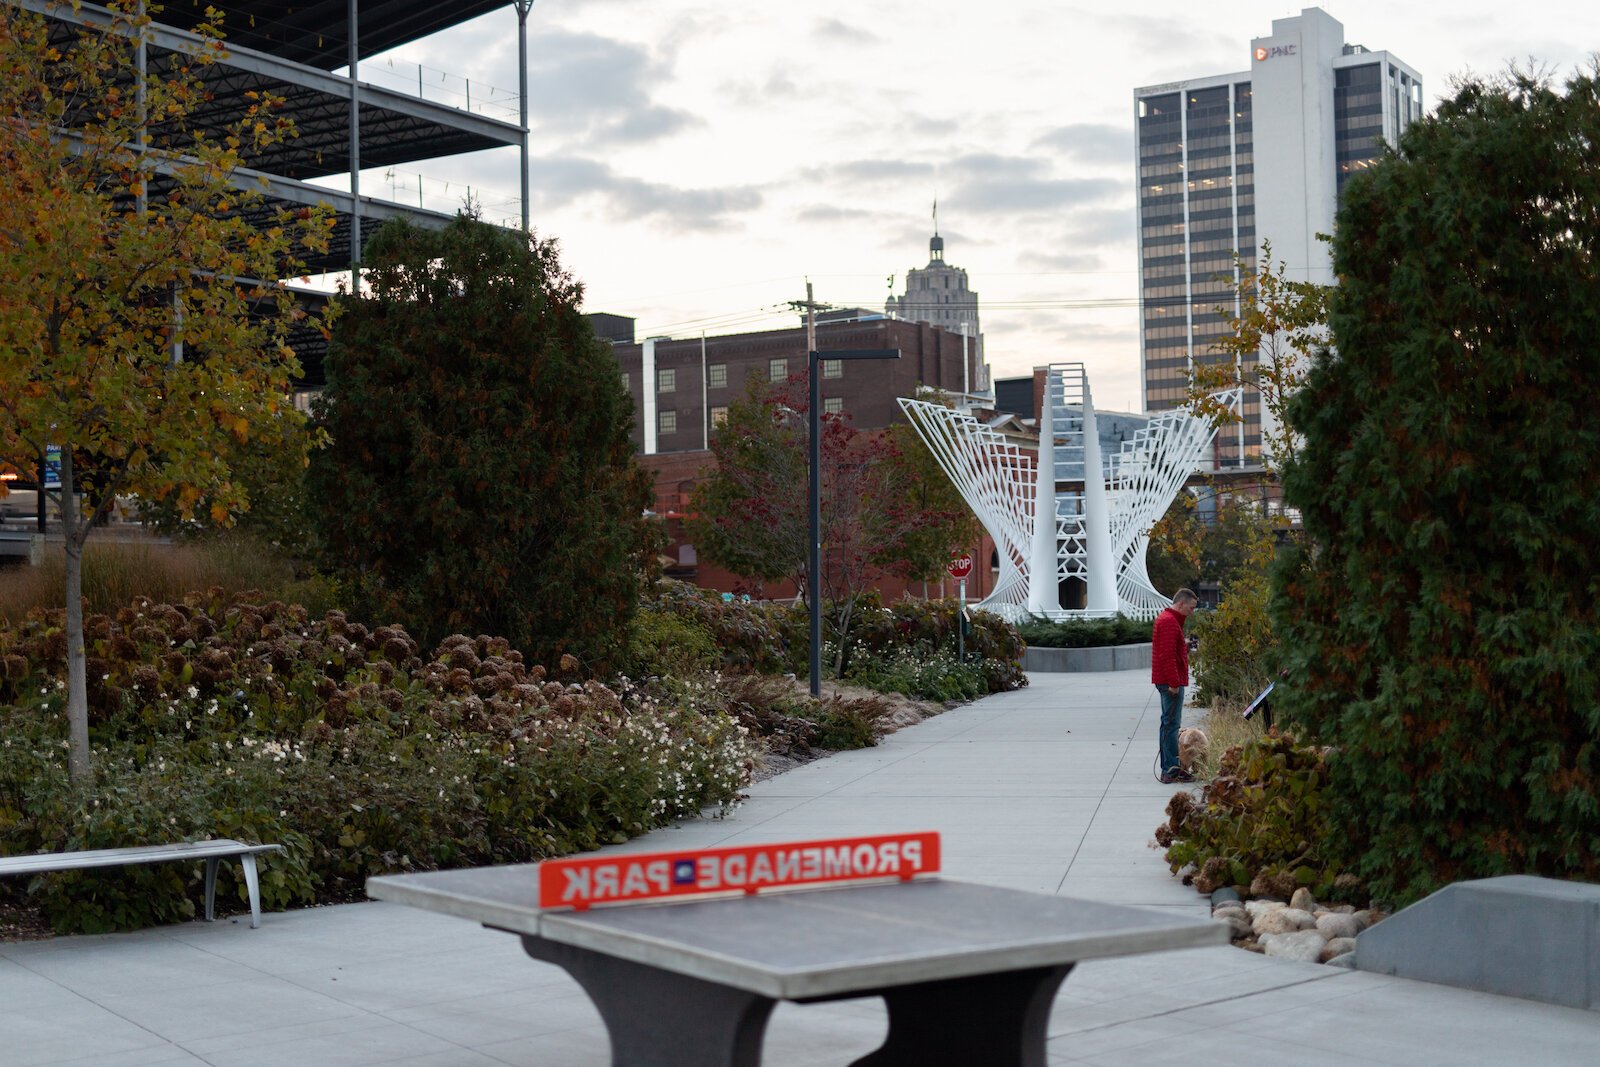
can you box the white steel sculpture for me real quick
[899,364,1239,621]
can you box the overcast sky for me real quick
[361,2,1595,413]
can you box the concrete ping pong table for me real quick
[367,836,1226,1067]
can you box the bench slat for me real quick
[0,840,282,877]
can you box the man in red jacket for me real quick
[1152,588,1199,784]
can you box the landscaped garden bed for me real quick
[0,579,1025,935]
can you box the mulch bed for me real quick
[0,900,54,942]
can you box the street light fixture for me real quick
[808,346,900,697]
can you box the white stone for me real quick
[1316,912,1362,940]
[1221,914,1253,940]
[1254,907,1316,936]
[1351,909,1382,931]
[1321,936,1358,963]
[1290,887,1317,912]
[1245,900,1286,919]
[1261,929,1327,962]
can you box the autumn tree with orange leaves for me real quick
[0,3,331,780]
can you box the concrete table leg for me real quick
[847,964,1074,1067]
[522,936,777,1067]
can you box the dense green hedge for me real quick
[1273,71,1600,905]
[1015,615,1150,649]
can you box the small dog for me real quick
[1178,726,1209,773]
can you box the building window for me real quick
[708,363,727,389]
[659,410,677,435]
[769,358,788,382]
[822,396,843,415]
[658,368,675,393]
[711,406,729,427]
[620,372,630,391]
[821,359,842,379]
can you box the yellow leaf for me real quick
[210,502,229,524]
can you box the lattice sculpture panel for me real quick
[898,387,1238,621]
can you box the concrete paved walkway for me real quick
[3,671,1597,1065]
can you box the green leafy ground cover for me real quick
[0,582,1025,933]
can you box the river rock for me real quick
[1325,949,1358,968]
[1290,887,1317,912]
[1245,899,1285,919]
[1261,929,1327,962]
[1315,912,1362,940]
[1254,907,1316,936]
[1219,913,1253,940]
[1351,909,1385,931]
[1321,936,1357,963]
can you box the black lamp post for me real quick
[808,347,900,697]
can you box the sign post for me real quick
[947,550,974,662]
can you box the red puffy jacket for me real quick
[1151,607,1189,687]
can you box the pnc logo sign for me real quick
[1255,43,1297,61]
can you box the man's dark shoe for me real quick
[1160,768,1196,784]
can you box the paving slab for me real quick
[4,670,1598,1064]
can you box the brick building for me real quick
[610,317,982,455]
[605,316,997,600]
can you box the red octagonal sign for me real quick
[947,551,974,580]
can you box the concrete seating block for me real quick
[1354,875,1600,1011]
[1022,643,1150,673]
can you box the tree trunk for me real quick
[831,598,856,680]
[61,449,91,783]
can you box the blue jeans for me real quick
[1157,686,1185,774]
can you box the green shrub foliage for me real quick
[1190,579,1275,708]
[1157,733,1361,903]
[1273,70,1600,904]
[1015,615,1150,649]
[0,595,755,933]
[308,214,655,672]
[630,582,1026,694]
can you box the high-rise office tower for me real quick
[1134,7,1422,464]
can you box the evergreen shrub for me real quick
[308,215,655,673]
[1014,615,1149,649]
[1274,70,1600,904]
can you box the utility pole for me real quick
[803,281,819,696]
[515,0,535,233]
[348,0,362,273]
[804,280,817,361]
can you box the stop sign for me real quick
[947,551,974,580]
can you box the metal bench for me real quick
[0,839,283,929]
[369,863,1227,1066]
